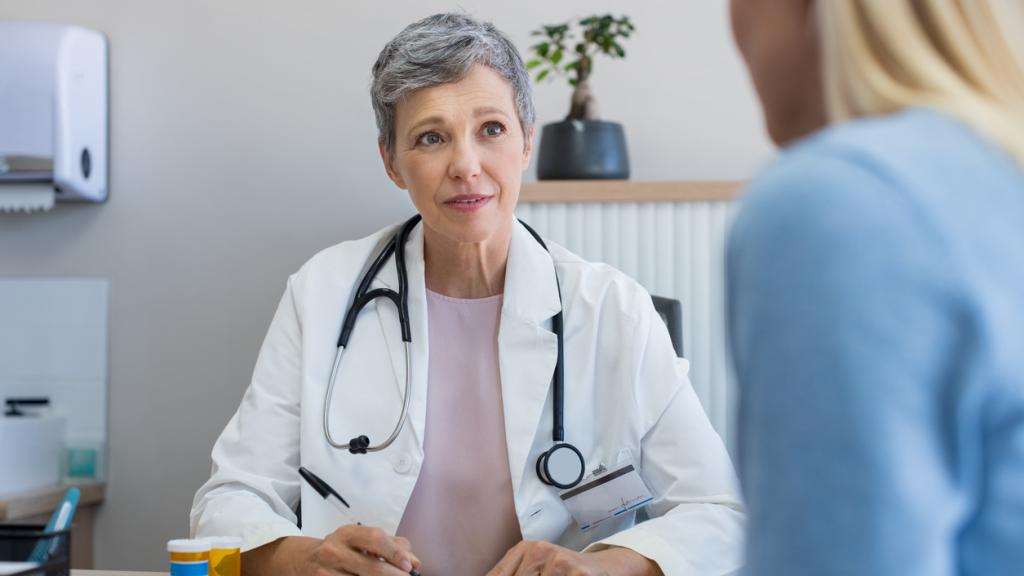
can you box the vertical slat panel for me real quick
[723,203,741,453]
[549,204,569,247]
[638,203,657,291]
[674,205,695,365]
[707,203,730,433]
[604,204,620,268]
[654,203,674,297]
[567,204,585,257]
[690,203,712,428]
[620,203,639,280]
[583,203,603,263]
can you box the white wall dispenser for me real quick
[0,23,109,212]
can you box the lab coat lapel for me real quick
[373,221,428,455]
[499,220,563,499]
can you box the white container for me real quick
[0,415,66,496]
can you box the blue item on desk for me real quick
[28,487,78,562]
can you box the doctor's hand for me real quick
[245,528,421,576]
[485,541,663,576]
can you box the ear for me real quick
[521,126,535,170]
[379,139,407,189]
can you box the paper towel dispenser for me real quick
[0,22,109,207]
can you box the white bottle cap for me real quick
[168,539,211,553]
[204,536,243,550]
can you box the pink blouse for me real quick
[396,289,522,574]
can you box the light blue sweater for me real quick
[727,108,1024,575]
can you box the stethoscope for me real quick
[323,214,587,489]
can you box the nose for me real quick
[447,137,482,182]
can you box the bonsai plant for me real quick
[527,15,635,180]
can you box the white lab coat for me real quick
[190,219,744,575]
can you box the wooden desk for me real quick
[0,483,106,569]
[71,572,165,575]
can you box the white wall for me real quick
[0,0,771,569]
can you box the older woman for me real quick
[728,1,1024,574]
[191,13,743,576]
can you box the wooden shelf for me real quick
[520,180,743,203]
[0,482,106,521]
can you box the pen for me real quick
[297,467,422,576]
[298,466,350,510]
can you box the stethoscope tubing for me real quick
[322,215,584,487]
[324,342,413,453]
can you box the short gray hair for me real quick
[371,13,535,158]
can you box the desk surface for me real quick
[71,571,165,575]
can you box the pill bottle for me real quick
[168,538,210,576]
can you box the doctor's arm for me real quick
[584,300,746,576]
[190,275,306,550]
[189,276,420,576]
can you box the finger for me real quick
[346,526,417,573]
[393,536,422,569]
[341,548,413,576]
[486,543,526,576]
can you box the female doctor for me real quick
[190,13,743,576]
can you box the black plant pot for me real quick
[536,120,630,180]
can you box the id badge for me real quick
[559,458,654,531]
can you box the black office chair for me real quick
[651,295,684,358]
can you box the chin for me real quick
[440,214,506,245]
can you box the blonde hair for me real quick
[819,0,1024,165]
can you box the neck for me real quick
[423,220,512,299]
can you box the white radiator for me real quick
[516,201,738,450]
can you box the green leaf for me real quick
[526,59,543,70]
[536,42,550,57]
[614,44,625,57]
[564,61,580,71]
[551,49,563,64]
[536,69,551,83]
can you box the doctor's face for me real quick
[381,65,534,246]
[730,0,827,145]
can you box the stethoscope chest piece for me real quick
[536,442,586,489]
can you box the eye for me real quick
[417,132,443,146]
[482,122,506,138]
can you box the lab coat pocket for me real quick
[584,447,636,478]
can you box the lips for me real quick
[443,193,493,213]
[444,194,492,205]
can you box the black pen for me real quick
[297,466,422,576]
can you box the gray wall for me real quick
[0,0,770,570]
